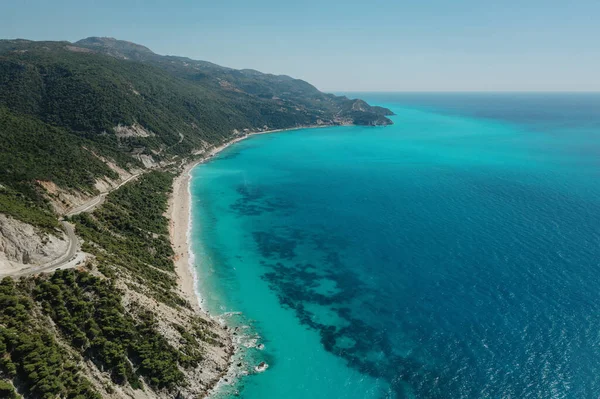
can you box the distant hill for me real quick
[0,37,393,227]
[73,37,394,127]
[0,37,395,398]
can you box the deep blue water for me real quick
[190,93,600,398]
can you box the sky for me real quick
[2,0,599,92]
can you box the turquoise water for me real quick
[189,93,600,398]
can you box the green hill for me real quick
[0,37,395,397]
[0,37,393,226]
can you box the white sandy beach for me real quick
[166,125,332,397]
[168,160,201,310]
[168,125,329,312]
[168,133,255,310]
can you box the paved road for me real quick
[66,172,142,216]
[2,221,83,278]
[2,172,144,278]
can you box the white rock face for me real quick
[134,154,158,168]
[0,214,67,274]
[114,123,153,138]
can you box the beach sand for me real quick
[168,125,329,310]
[166,125,331,396]
[168,133,255,310]
[169,160,200,310]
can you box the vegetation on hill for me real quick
[0,37,393,150]
[0,36,393,397]
[74,36,395,125]
[0,276,101,398]
[72,171,182,306]
[0,37,393,228]
[34,269,193,391]
[0,37,392,227]
[0,172,223,397]
[0,106,124,230]
[0,267,208,397]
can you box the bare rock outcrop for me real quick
[134,153,159,168]
[114,123,154,138]
[38,180,93,215]
[0,214,67,274]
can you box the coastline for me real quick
[167,124,330,396]
[168,127,307,311]
[169,124,332,309]
[169,159,202,311]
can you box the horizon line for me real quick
[327,90,600,94]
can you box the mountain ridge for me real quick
[73,36,394,119]
[0,36,394,230]
[0,36,395,398]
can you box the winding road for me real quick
[0,172,144,278]
[66,172,142,216]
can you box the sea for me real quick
[188,93,600,398]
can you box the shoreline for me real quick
[167,124,331,396]
[168,124,330,311]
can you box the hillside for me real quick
[0,37,393,228]
[0,172,232,399]
[74,36,394,127]
[0,37,394,398]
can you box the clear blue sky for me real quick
[2,0,599,92]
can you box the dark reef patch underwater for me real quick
[190,93,600,398]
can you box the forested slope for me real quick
[0,37,393,397]
[0,37,393,228]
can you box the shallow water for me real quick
[189,93,600,398]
